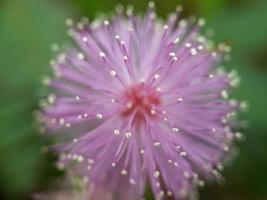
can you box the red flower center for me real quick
[121,83,161,123]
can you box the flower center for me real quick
[121,83,161,123]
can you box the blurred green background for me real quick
[0,0,267,199]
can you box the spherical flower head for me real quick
[39,3,242,200]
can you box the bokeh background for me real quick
[0,0,267,199]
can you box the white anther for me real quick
[156,87,162,92]
[149,12,156,20]
[150,109,156,115]
[212,52,217,57]
[185,43,192,48]
[163,25,168,30]
[190,48,197,55]
[104,20,110,25]
[173,37,180,44]
[177,97,183,102]
[128,27,134,32]
[223,144,229,151]
[77,155,84,162]
[140,78,145,83]
[125,131,132,138]
[65,18,73,26]
[154,73,160,80]
[167,191,173,197]
[172,127,179,132]
[65,123,71,128]
[148,1,155,8]
[198,180,205,187]
[221,117,227,124]
[56,162,65,170]
[129,178,136,185]
[42,76,51,85]
[159,191,165,197]
[154,142,161,147]
[58,53,66,64]
[169,52,176,57]
[48,94,56,104]
[183,171,190,178]
[113,129,120,135]
[221,90,229,99]
[72,154,78,160]
[121,169,128,175]
[99,52,106,58]
[126,102,133,109]
[77,52,84,60]
[88,159,94,164]
[96,113,103,119]
[179,19,188,28]
[59,118,65,125]
[198,45,204,50]
[235,132,243,140]
[154,171,160,178]
[77,22,84,30]
[240,101,249,111]
[198,18,206,26]
[110,70,117,77]
[217,164,224,171]
[82,36,88,42]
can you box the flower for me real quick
[33,171,112,200]
[40,2,241,200]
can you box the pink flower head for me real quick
[40,2,241,200]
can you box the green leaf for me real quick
[0,0,70,198]
[210,0,267,50]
